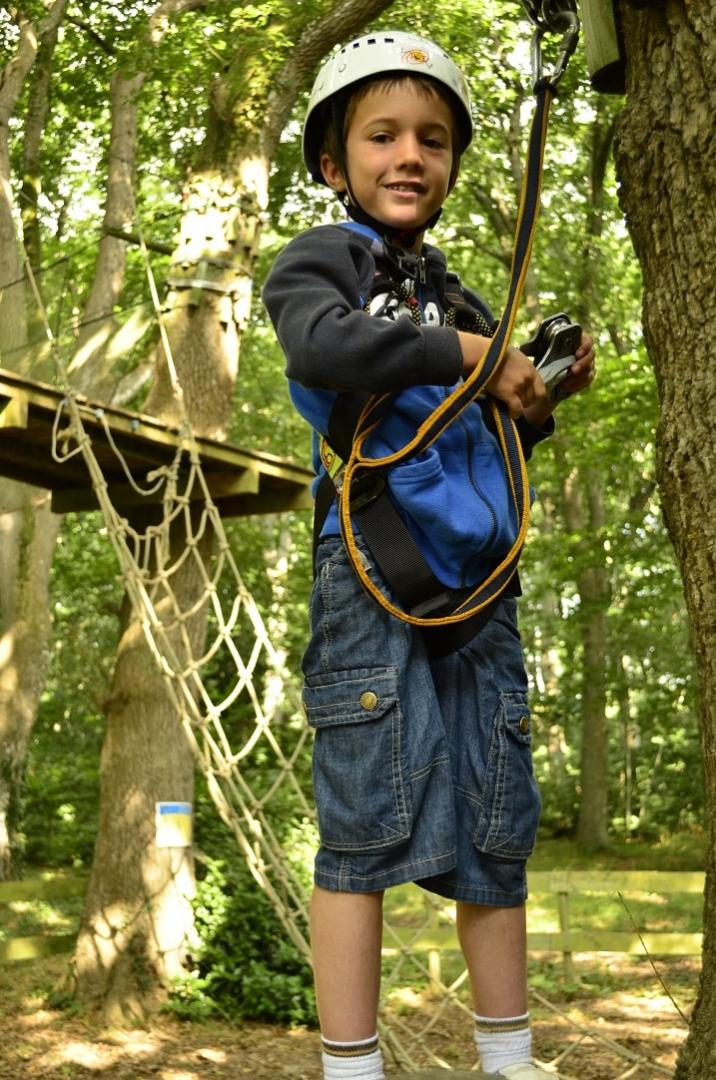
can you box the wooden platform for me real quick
[0,367,313,517]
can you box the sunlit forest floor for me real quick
[0,952,696,1079]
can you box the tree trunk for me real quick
[561,105,614,851]
[560,462,610,849]
[20,20,60,366]
[614,2,716,1073]
[0,1,68,877]
[0,491,60,877]
[73,161,262,1017]
[71,529,207,1021]
[66,69,146,398]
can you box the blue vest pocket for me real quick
[387,439,517,588]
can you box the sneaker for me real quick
[490,1065,557,1078]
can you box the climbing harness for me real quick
[321,5,580,637]
[313,238,510,657]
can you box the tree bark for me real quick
[614,2,716,1073]
[71,533,207,1021]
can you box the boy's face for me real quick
[320,80,455,244]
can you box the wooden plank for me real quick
[0,875,87,903]
[210,487,313,517]
[528,870,705,894]
[0,367,308,479]
[0,391,29,430]
[0,366,313,517]
[50,465,263,514]
[0,933,76,963]
[382,926,703,956]
[527,930,703,955]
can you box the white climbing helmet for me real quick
[303,30,473,184]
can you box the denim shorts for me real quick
[302,536,541,907]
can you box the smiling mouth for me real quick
[385,182,425,193]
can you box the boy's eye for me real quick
[369,133,392,143]
[423,137,446,149]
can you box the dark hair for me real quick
[319,73,463,188]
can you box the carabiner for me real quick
[522,0,580,90]
[530,7,580,90]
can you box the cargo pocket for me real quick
[473,692,541,860]
[303,667,412,853]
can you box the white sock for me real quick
[321,1033,384,1079]
[474,1012,532,1073]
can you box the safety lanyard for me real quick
[336,7,580,629]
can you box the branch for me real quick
[263,0,396,158]
[66,15,115,56]
[103,225,173,255]
[466,180,514,240]
[21,19,61,269]
[0,0,67,117]
[451,227,511,270]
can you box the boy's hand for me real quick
[551,331,596,401]
[458,332,547,419]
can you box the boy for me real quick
[263,31,595,1080]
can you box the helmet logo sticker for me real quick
[402,47,431,66]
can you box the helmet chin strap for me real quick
[336,186,442,251]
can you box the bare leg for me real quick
[456,901,528,1016]
[310,885,384,1041]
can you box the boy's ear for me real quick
[320,153,347,193]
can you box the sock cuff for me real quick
[474,1012,530,1034]
[321,1034,380,1058]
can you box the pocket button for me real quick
[360,691,379,711]
[519,715,530,734]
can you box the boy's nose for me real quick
[395,133,423,167]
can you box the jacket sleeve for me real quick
[516,413,555,458]
[262,226,463,394]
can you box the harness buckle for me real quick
[320,437,344,485]
[410,589,459,619]
[350,473,386,512]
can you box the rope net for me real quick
[22,246,679,1078]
